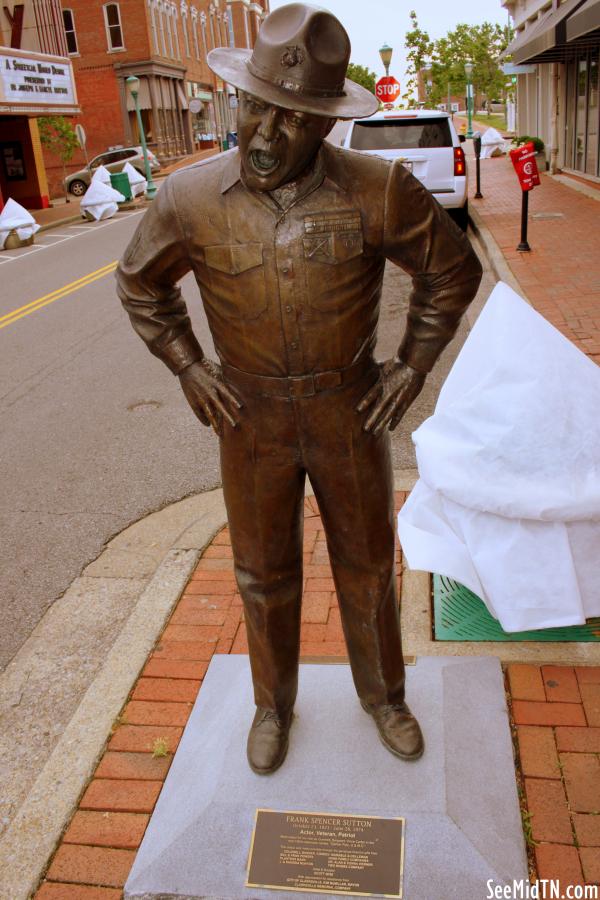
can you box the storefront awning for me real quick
[512,0,588,63]
[567,0,600,40]
[177,84,188,110]
[126,77,151,110]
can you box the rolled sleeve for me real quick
[383,160,483,374]
[116,176,203,375]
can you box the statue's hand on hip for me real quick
[356,358,426,434]
[179,359,243,437]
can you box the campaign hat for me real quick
[207,3,378,120]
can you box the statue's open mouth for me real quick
[250,150,280,175]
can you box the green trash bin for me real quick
[110,171,132,201]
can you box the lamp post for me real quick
[464,60,474,139]
[126,75,157,200]
[423,59,432,105]
[379,43,393,78]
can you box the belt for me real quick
[222,355,376,399]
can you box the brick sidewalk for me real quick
[509,664,600,888]
[33,490,600,897]
[461,129,600,365]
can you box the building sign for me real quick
[0,48,79,115]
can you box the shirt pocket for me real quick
[204,242,267,319]
[302,211,364,312]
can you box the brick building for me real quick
[46,0,268,194]
[0,1,79,209]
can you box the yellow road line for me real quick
[0,261,118,331]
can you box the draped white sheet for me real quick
[398,282,600,632]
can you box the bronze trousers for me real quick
[220,362,406,715]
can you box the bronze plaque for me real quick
[246,809,405,897]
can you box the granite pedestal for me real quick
[124,655,527,899]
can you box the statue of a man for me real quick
[117,3,482,775]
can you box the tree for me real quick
[38,116,80,200]
[428,23,511,112]
[403,11,433,108]
[346,63,377,95]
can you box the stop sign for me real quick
[375,76,400,103]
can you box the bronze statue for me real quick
[117,3,482,775]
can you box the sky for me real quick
[269,0,511,86]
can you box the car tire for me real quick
[69,179,88,197]
[449,201,469,232]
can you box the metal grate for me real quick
[433,574,600,642]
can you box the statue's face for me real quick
[237,91,335,192]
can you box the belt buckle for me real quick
[289,374,315,398]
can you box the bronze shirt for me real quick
[116,142,483,377]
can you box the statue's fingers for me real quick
[201,399,223,437]
[219,381,244,410]
[211,392,238,429]
[363,395,391,432]
[356,381,381,414]
[194,407,210,427]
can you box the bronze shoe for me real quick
[362,701,424,761]
[247,706,293,775]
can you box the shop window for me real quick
[148,0,159,54]
[586,52,599,177]
[191,12,200,59]
[104,3,124,50]
[62,9,78,55]
[576,57,587,170]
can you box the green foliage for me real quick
[404,16,513,110]
[38,116,79,165]
[513,135,545,152]
[346,63,377,95]
[403,11,433,108]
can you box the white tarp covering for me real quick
[91,165,112,184]
[80,179,125,221]
[0,198,40,247]
[398,281,600,632]
[123,161,146,197]
[480,126,508,158]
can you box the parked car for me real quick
[343,110,469,231]
[64,147,161,197]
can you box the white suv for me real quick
[343,109,469,230]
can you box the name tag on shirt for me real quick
[303,211,363,264]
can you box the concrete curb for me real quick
[468,205,528,300]
[38,214,82,232]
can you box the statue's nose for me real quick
[257,107,282,142]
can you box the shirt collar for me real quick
[220,144,343,201]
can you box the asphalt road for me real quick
[0,164,492,671]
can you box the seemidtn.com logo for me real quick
[486,881,599,900]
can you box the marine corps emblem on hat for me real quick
[207,2,379,120]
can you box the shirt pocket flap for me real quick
[205,242,263,275]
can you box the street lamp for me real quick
[464,60,474,139]
[126,75,157,200]
[379,43,393,78]
[423,59,432,104]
